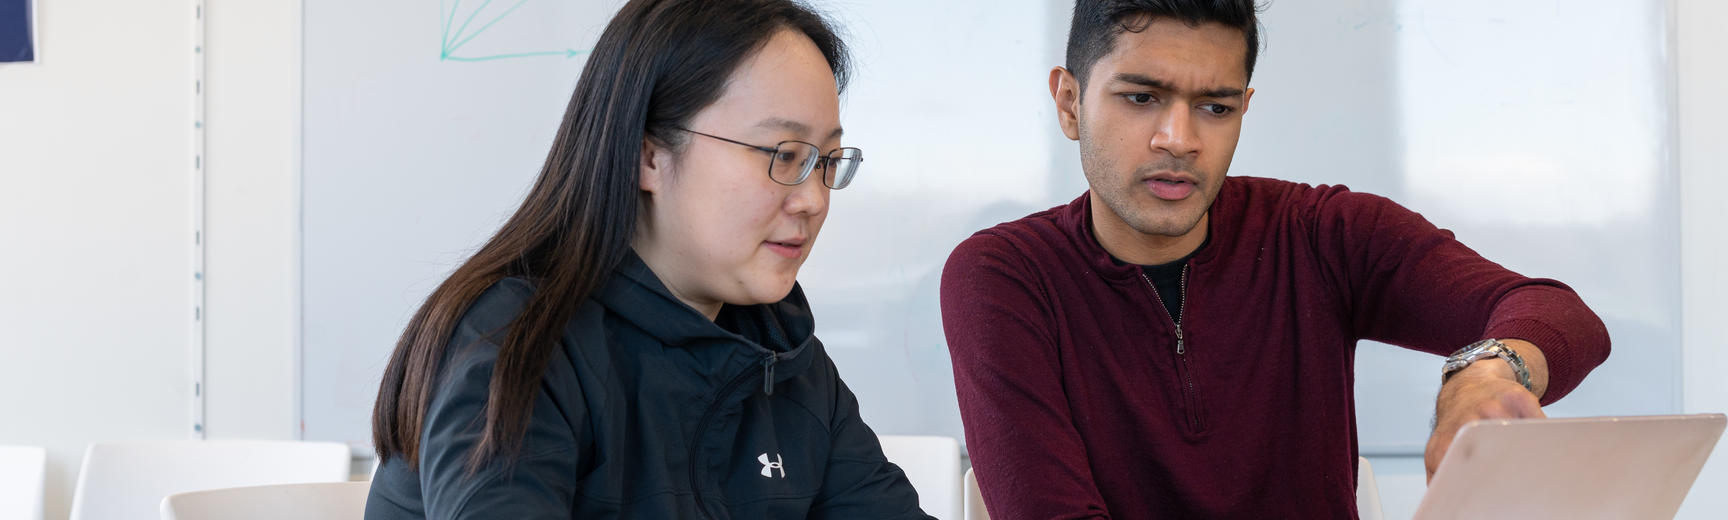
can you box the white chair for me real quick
[159,481,371,520]
[1357,456,1385,520]
[963,467,988,520]
[69,440,352,520]
[960,459,1381,520]
[877,435,963,520]
[0,446,47,520]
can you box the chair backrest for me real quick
[159,481,370,520]
[69,440,352,520]
[959,458,1380,520]
[1357,456,1384,520]
[877,435,963,520]
[963,467,988,520]
[0,445,47,520]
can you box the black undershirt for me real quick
[1114,235,1210,322]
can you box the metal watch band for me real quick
[1440,339,1534,393]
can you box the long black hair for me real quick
[372,0,850,471]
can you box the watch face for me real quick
[1442,359,1466,375]
[1444,340,1499,379]
[1450,340,1492,360]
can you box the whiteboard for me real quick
[301,0,626,451]
[1240,0,1678,454]
[302,0,1677,456]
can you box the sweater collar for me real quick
[1063,177,1235,282]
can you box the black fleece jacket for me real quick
[366,252,932,519]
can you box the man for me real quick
[939,1,1611,517]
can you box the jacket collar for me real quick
[594,250,818,389]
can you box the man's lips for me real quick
[1144,172,1198,201]
[1147,171,1199,185]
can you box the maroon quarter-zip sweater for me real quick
[940,176,1610,519]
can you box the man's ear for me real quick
[640,137,670,195]
[1050,66,1082,141]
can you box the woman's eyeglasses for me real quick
[674,127,863,190]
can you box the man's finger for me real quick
[1425,437,1447,481]
[1503,390,1547,418]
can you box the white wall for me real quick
[0,2,196,518]
[0,1,301,517]
[1678,0,1728,517]
[201,0,301,442]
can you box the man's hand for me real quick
[1424,339,1549,482]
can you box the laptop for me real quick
[1414,414,1726,519]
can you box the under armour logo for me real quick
[758,453,785,478]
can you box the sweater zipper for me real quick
[687,352,783,520]
[1140,264,1203,433]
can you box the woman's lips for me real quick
[764,240,803,258]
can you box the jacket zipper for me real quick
[1140,264,1202,432]
[688,352,782,520]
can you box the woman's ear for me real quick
[640,137,670,194]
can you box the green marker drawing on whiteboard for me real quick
[440,0,590,62]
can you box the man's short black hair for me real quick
[1065,0,1265,92]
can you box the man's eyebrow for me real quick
[1111,73,1245,99]
[755,117,843,140]
[1112,73,1173,91]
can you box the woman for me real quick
[364,0,931,518]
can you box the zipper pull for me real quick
[762,354,779,396]
[1175,328,1185,355]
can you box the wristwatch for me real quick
[1440,339,1533,393]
